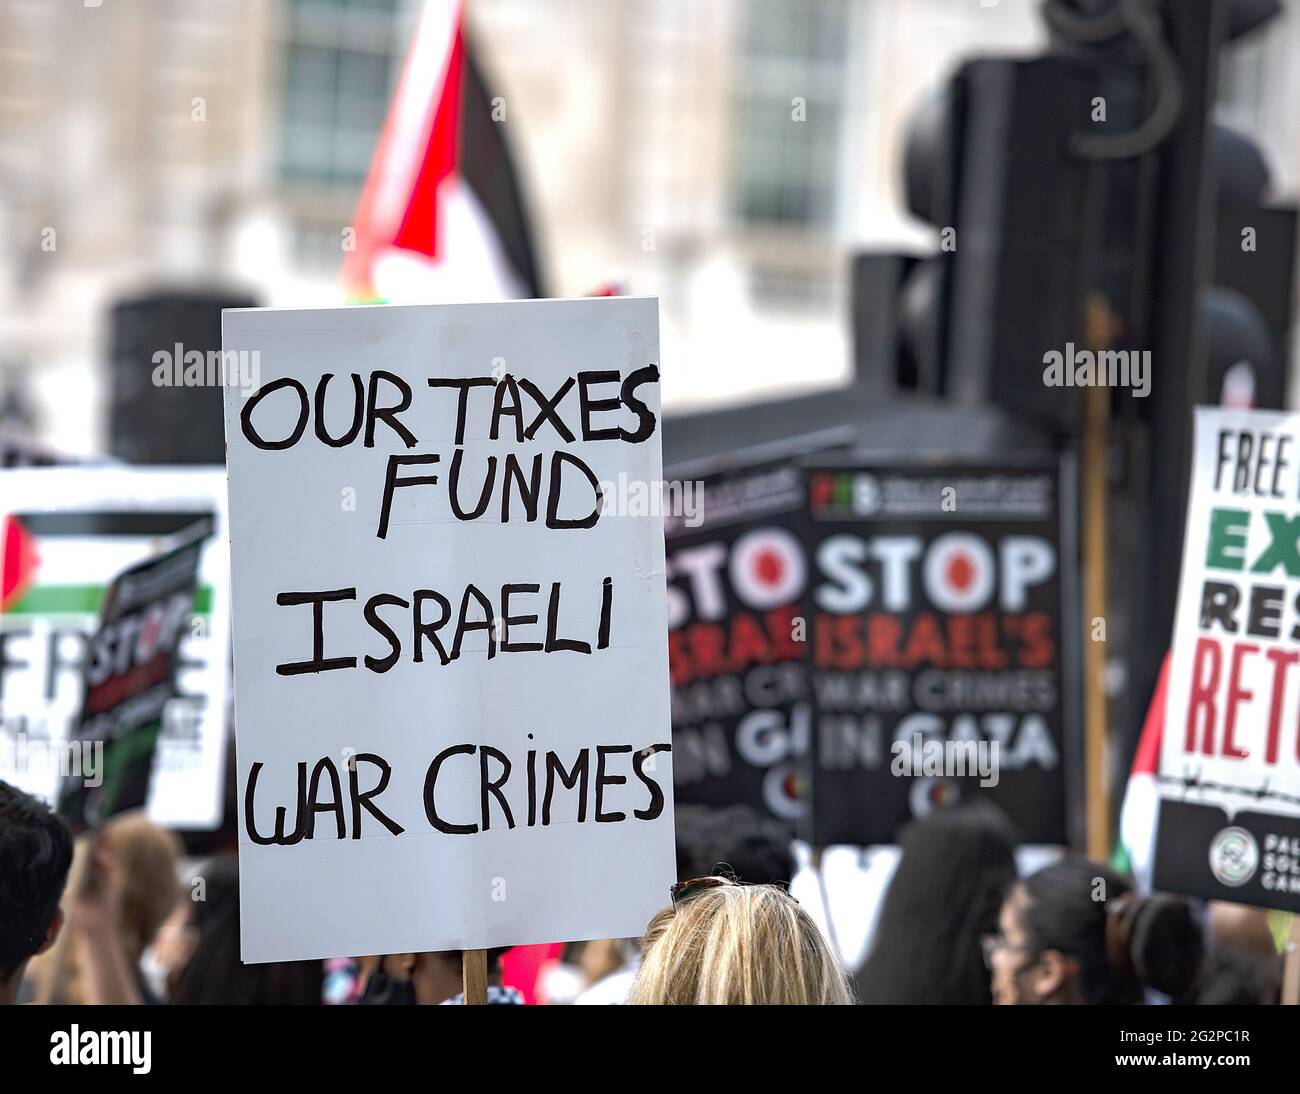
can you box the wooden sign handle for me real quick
[1283,915,1300,1006]
[462,948,488,1005]
[1082,295,1113,859]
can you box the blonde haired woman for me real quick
[628,876,854,1005]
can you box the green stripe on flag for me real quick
[4,584,214,615]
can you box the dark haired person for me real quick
[359,948,520,1005]
[673,804,798,887]
[1192,901,1282,1005]
[987,857,1203,1005]
[0,780,74,1004]
[856,802,1018,1004]
[169,854,323,1005]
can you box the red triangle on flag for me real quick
[2,515,39,610]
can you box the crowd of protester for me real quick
[0,778,1288,1006]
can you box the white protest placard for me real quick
[0,467,231,830]
[1154,407,1300,911]
[222,297,676,962]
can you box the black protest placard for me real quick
[802,456,1079,847]
[58,528,208,830]
[665,458,811,824]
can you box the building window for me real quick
[278,0,405,187]
[732,0,849,229]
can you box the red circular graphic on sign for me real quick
[945,551,975,592]
[753,548,784,587]
[929,781,959,808]
[731,527,805,608]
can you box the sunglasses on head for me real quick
[669,875,797,907]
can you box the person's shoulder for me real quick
[574,967,637,1006]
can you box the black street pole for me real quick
[1123,0,1224,790]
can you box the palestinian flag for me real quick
[1113,652,1170,892]
[342,0,542,304]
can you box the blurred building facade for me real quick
[0,0,1297,457]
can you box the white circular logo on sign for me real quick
[853,473,882,515]
[1208,826,1258,888]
